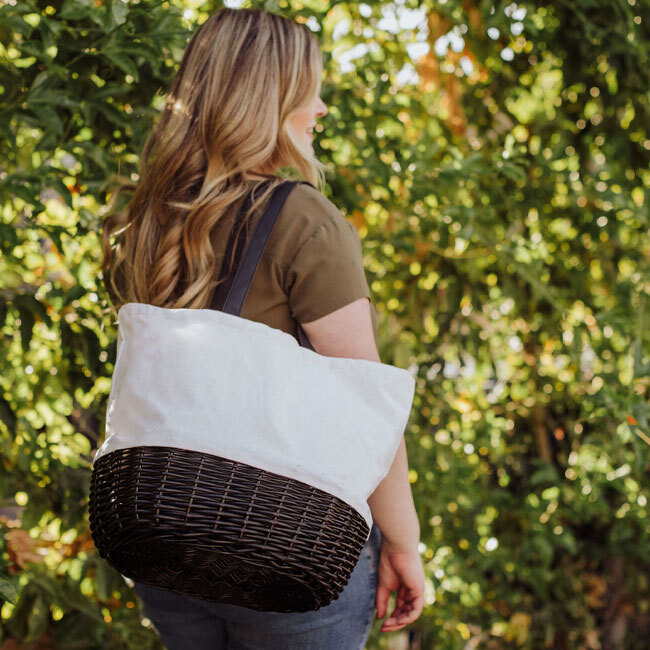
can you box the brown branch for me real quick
[531,402,553,463]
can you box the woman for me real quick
[102,7,424,649]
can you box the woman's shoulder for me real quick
[276,180,372,324]
[285,181,348,226]
[267,181,357,261]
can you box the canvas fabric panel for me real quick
[94,302,416,532]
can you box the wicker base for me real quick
[88,445,369,612]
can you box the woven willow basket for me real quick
[88,445,370,612]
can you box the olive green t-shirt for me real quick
[210,180,379,347]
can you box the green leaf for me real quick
[0,119,17,147]
[26,591,48,642]
[62,285,87,307]
[530,464,560,486]
[72,141,113,174]
[61,587,104,622]
[7,182,39,205]
[23,569,67,607]
[86,98,129,127]
[0,575,19,604]
[29,89,80,110]
[35,106,64,137]
[94,559,113,601]
[102,48,139,81]
[48,177,73,206]
[0,15,35,38]
[78,207,100,231]
[27,70,51,95]
[0,0,38,15]
[499,162,527,184]
[17,306,35,352]
[531,536,555,568]
[58,0,95,21]
[86,82,131,101]
[109,0,129,28]
[12,293,52,328]
[0,222,19,252]
[0,396,17,433]
[37,224,67,253]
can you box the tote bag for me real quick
[89,179,416,612]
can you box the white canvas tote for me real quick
[95,301,415,532]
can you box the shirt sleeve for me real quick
[283,215,372,324]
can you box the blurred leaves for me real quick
[1,0,649,649]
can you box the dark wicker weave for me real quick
[88,445,370,612]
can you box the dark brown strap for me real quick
[209,180,315,352]
[209,182,267,313]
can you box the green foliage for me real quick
[1,0,189,646]
[1,0,649,648]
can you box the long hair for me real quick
[101,7,327,311]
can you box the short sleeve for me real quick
[284,216,371,324]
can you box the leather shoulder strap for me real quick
[209,181,269,313]
[210,179,315,351]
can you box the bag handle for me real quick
[209,180,315,351]
[209,182,266,312]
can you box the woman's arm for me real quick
[367,437,420,549]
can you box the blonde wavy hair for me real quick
[102,7,327,311]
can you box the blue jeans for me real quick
[132,523,382,650]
